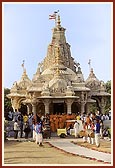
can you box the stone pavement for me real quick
[6,136,112,165]
[46,138,111,164]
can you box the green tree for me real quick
[89,102,99,114]
[105,80,111,113]
[4,88,12,119]
[106,80,111,94]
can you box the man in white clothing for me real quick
[74,121,79,138]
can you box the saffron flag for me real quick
[49,14,56,19]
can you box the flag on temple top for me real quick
[49,13,56,19]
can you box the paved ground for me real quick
[3,136,112,166]
[47,138,111,163]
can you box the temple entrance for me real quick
[19,104,27,115]
[71,102,80,114]
[53,103,64,115]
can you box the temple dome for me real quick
[11,69,31,92]
[17,70,31,88]
[49,76,67,89]
[85,68,100,90]
[41,66,76,76]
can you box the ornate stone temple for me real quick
[7,15,110,116]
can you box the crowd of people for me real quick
[5,109,111,147]
[72,111,111,147]
[13,112,33,139]
[13,112,49,146]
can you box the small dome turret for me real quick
[85,68,100,90]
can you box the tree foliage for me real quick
[105,80,111,94]
[89,103,98,113]
[89,80,111,114]
[4,88,12,118]
[105,80,111,113]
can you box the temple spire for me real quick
[55,46,62,65]
[55,46,61,76]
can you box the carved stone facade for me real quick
[7,15,110,115]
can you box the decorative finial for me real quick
[57,15,61,27]
[88,59,91,72]
[90,68,93,72]
[89,68,96,78]
[21,60,25,70]
[21,60,26,74]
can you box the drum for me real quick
[90,131,95,138]
[79,130,87,137]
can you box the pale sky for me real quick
[3,2,113,89]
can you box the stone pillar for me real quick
[66,99,73,114]
[11,98,20,112]
[43,99,50,115]
[81,102,85,114]
[80,92,86,114]
[86,103,89,114]
[31,92,37,115]
[32,104,37,115]
[101,106,105,114]
[100,97,106,114]
[98,97,106,114]
[27,104,31,115]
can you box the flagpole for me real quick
[49,10,59,27]
[55,15,57,27]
